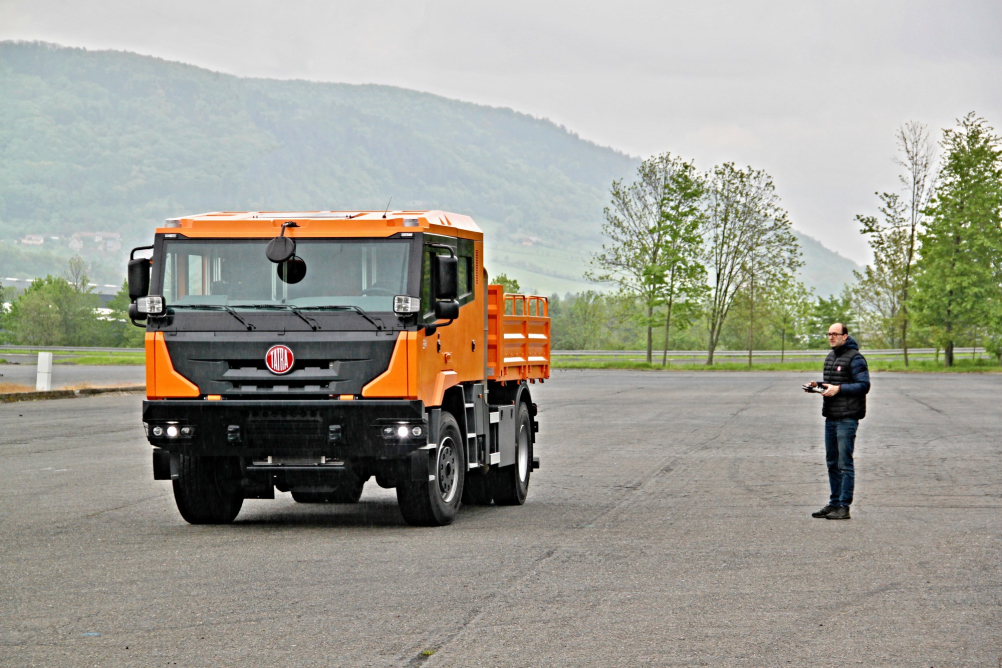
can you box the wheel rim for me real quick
[438,436,458,503]
[517,422,529,483]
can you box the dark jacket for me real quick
[818,336,870,419]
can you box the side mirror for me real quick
[434,300,459,321]
[128,257,151,300]
[433,254,458,300]
[267,221,299,263]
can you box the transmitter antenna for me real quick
[381,197,393,219]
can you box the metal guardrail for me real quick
[0,345,144,353]
[0,345,986,358]
[553,348,981,358]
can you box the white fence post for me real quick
[36,352,53,391]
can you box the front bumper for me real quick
[142,399,427,459]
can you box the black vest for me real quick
[823,347,866,419]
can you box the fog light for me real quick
[180,426,192,437]
[166,425,179,438]
[382,426,395,437]
[152,426,164,437]
[411,426,423,437]
[397,425,409,438]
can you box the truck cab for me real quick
[128,210,550,526]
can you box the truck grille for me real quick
[246,408,324,445]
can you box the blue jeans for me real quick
[825,418,858,507]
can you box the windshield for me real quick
[158,239,412,311]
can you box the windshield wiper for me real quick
[243,304,320,330]
[177,305,256,330]
[305,305,384,331]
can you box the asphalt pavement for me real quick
[1,370,999,667]
[0,362,145,390]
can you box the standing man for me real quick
[806,323,870,520]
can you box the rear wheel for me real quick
[396,412,465,526]
[491,402,532,505]
[172,455,244,524]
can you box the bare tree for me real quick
[854,193,910,347]
[894,122,936,365]
[65,255,90,292]
[702,163,802,364]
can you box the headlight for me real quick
[136,295,165,315]
[149,423,194,439]
[381,423,426,440]
[393,295,420,314]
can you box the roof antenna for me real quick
[381,197,393,219]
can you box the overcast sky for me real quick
[3,0,1000,265]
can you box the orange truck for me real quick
[127,210,550,526]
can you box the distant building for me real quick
[21,234,44,246]
[69,232,122,252]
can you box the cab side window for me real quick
[421,237,475,323]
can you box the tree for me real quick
[491,273,520,294]
[4,275,100,346]
[768,279,814,361]
[808,290,856,348]
[589,153,701,362]
[894,122,937,364]
[106,280,147,348]
[66,255,90,291]
[912,113,1002,366]
[649,160,708,365]
[853,192,910,347]
[702,163,802,364]
[552,291,606,350]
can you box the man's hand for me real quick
[821,384,840,397]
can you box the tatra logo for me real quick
[837,365,842,371]
[265,345,294,375]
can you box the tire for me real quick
[172,455,244,524]
[396,412,465,526]
[291,474,365,504]
[491,402,532,506]
[462,469,494,505]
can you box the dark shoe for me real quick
[825,506,850,520]
[811,504,838,518]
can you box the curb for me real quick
[0,385,146,403]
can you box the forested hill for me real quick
[0,41,858,293]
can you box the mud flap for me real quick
[411,408,441,481]
[153,449,171,480]
[497,405,517,467]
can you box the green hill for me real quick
[0,41,859,294]
[794,231,861,296]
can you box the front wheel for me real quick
[491,402,532,505]
[172,455,244,524]
[396,412,465,526]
